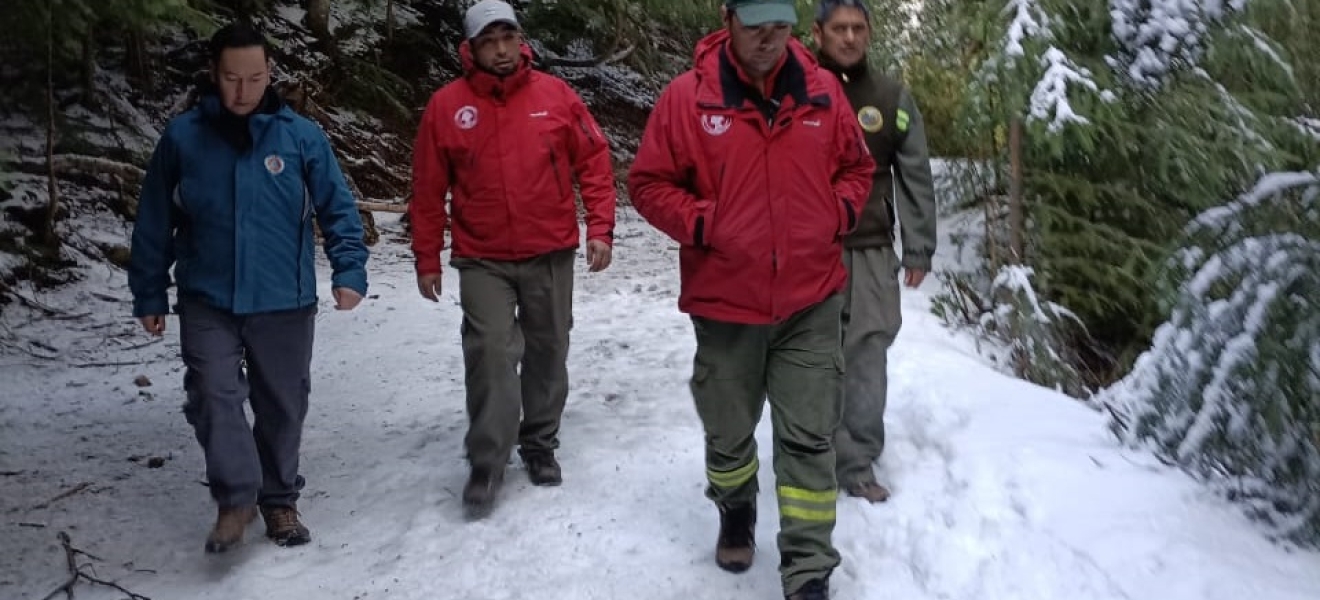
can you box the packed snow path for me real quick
[3,212,1318,600]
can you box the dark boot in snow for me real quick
[463,466,503,520]
[521,451,562,486]
[845,481,891,503]
[204,505,257,553]
[715,502,756,573]
[786,578,829,600]
[261,504,312,547]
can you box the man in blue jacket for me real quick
[128,21,369,553]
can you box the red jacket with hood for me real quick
[411,42,616,274]
[627,30,875,324]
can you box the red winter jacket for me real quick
[410,42,616,274]
[627,31,875,324]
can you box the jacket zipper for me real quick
[765,117,779,322]
[547,144,567,197]
[577,117,597,148]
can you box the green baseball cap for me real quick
[726,0,798,26]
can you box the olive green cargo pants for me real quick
[834,246,903,488]
[690,294,844,594]
[451,248,575,473]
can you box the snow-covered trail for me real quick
[2,211,1318,600]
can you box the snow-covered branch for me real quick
[1109,0,1248,87]
[1003,0,1049,58]
[1028,48,1105,132]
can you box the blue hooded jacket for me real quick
[129,88,369,316]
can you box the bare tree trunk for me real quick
[386,0,395,45]
[1007,116,1025,265]
[126,29,153,94]
[305,0,331,41]
[80,27,96,109]
[44,8,61,248]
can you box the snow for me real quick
[3,211,1320,599]
[1028,47,1100,132]
[1236,25,1295,82]
[1192,170,1318,234]
[1003,0,1048,58]
[986,0,1110,133]
[1108,0,1247,87]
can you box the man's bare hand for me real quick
[139,315,166,336]
[417,273,443,302]
[333,287,363,311]
[586,240,612,272]
[904,268,928,289]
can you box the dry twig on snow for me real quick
[40,531,151,600]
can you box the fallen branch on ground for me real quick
[31,482,92,510]
[40,531,151,600]
[357,201,408,213]
[71,359,154,368]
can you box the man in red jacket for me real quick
[410,0,617,520]
[627,1,874,598]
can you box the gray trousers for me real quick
[452,248,574,472]
[690,294,844,594]
[178,296,315,509]
[834,246,903,487]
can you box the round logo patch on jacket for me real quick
[857,106,884,133]
[455,105,479,130]
[264,154,285,175]
[701,114,732,136]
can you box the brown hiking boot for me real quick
[715,503,755,573]
[845,481,891,503]
[204,505,257,553]
[260,504,311,547]
[786,578,829,600]
[521,451,562,487]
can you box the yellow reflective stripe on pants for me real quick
[777,485,836,504]
[780,505,836,522]
[777,485,837,522]
[707,457,759,489]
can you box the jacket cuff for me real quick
[133,295,170,318]
[837,197,857,236]
[332,268,369,296]
[901,249,933,272]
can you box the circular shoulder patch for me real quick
[454,105,479,130]
[857,106,884,133]
[264,154,285,175]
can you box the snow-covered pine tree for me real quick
[1103,169,1320,545]
[932,0,1301,390]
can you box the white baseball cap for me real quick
[464,0,520,39]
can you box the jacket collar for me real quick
[198,84,288,151]
[816,52,869,84]
[692,29,831,112]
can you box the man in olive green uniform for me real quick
[813,0,938,502]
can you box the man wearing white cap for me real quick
[410,0,618,520]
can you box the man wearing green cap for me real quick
[628,1,875,599]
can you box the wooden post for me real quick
[1008,116,1024,265]
[43,5,60,248]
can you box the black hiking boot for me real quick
[260,503,312,547]
[521,451,562,487]
[463,467,503,520]
[715,503,756,573]
[786,578,829,600]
